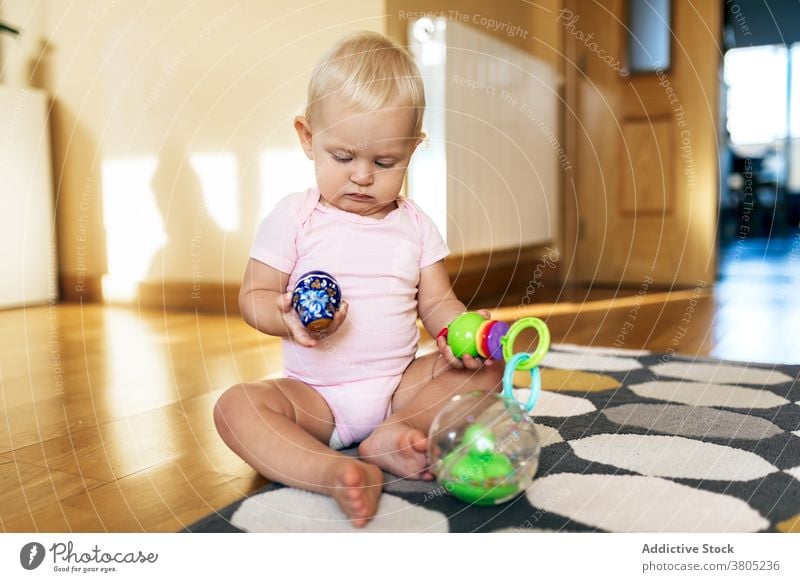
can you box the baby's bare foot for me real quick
[358,422,432,480]
[324,459,384,528]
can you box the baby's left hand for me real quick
[436,309,494,370]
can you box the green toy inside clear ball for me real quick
[428,391,541,505]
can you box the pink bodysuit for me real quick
[249,187,449,448]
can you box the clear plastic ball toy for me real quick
[428,391,542,505]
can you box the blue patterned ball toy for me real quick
[292,271,342,332]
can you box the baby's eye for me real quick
[331,153,352,163]
[375,160,396,169]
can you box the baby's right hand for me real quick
[276,292,349,347]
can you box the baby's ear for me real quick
[294,115,314,159]
[415,132,428,150]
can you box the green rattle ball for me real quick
[441,423,518,505]
[446,312,486,358]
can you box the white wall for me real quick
[1,0,385,300]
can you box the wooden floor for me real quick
[2,237,799,532]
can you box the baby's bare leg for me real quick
[359,353,503,478]
[214,378,383,527]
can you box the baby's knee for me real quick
[213,384,247,437]
[213,382,295,434]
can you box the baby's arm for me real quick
[417,260,466,336]
[417,260,489,369]
[239,258,348,347]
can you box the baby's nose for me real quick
[350,161,374,185]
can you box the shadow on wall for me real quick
[142,141,230,306]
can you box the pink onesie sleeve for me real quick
[416,204,450,268]
[249,192,307,274]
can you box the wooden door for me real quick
[563,0,721,286]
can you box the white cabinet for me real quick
[0,87,57,308]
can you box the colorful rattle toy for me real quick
[440,312,550,370]
[291,271,342,332]
[429,314,550,505]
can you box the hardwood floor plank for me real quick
[53,459,265,532]
[9,424,173,484]
[0,400,98,455]
[0,460,105,530]
[492,293,715,359]
[2,503,107,532]
[0,303,282,454]
[8,390,254,483]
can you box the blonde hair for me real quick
[305,31,425,137]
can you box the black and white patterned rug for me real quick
[187,345,800,533]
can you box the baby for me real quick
[214,31,503,527]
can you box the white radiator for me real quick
[408,18,562,255]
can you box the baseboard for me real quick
[58,243,561,312]
[447,243,561,309]
[59,275,103,303]
[59,275,240,313]
[136,281,240,313]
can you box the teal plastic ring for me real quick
[502,353,542,413]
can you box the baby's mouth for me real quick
[346,193,373,201]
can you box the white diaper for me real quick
[329,427,347,450]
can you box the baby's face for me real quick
[298,97,419,218]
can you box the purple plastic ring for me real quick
[486,320,510,360]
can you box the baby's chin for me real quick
[324,193,398,217]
